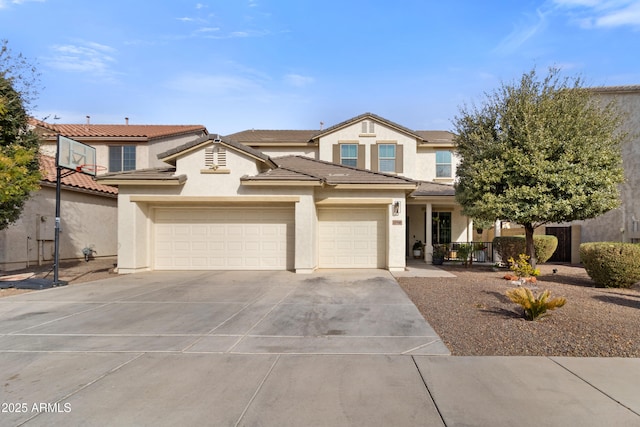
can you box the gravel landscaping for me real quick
[398,263,640,357]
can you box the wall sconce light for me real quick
[392,201,401,216]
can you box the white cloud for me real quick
[553,0,640,28]
[0,0,45,8]
[165,72,263,96]
[194,27,220,34]
[494,8,550,54]
[284,73,315,87]
[46,41,119,81]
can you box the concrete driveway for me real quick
[2,270,639,426]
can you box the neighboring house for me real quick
[540,85,640,263]
[1,119,208,271]
[0,155,118,271]
[32,118,208,173]
[99,113,473,273]
[501,86,640,264]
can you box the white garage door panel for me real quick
[154,208,294,270]
[318,208,386,268]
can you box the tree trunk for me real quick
[524,223,537,268]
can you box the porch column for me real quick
[425,202,433,263]
[494,220,502,263]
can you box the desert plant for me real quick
[506,287,566,321]
[580,242,640,288]
[457,243,473,267]
[508,254,540,278]
[494,235,558,264]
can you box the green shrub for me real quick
[580,242,640,288]
[508,254,540,278]
[493,235,558,263]
[534,235,558,263]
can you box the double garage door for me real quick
[154,207,294,270]
[153,206,386,270]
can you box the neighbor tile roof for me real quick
[226,129,318,145]
[410,181,456,197]
[94,167,185,183]
[40,155,118,195]
[243,155,417,185]
[589,85,640,94]
[31,118,207,141]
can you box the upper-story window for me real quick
[361,121,375,134]
[109,146,136,172]
[436,150,452,178]
[378,144,396,172]
[340,143,358,167]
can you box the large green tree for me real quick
[453,68,625,266]
[0,40,41,230]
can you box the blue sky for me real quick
[2,0,640,134]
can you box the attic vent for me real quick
[361,121,374,133]
[205,145,227,169]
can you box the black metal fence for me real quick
[445,241,495,263]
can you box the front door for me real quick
[546,227,571,262]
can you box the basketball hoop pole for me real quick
[53,135,69,287]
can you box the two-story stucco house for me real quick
[0,119,208,271]
[98,113,473,274]
[545,85,640,261]
[33,117,208,173]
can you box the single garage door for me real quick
[154,207,294,270]
[318,208,386,268]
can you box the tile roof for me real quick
[226,129,318,145]
[243,155,417,186]
[40,155,118,196]
[158,134,276,167]
[226,115,456,146]
[410,181,456,197]
[415,130,456,144]
[312,112,424,140]
[94,167,184,183]
[31,118,207,141]
[589,85,640,94]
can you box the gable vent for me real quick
[205,145,227,169]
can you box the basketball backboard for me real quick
[56,135,97,176]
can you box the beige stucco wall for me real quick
[115,146,320,273]
[575,89,640,243]
[317,120,418,179]
[414,146,460,184]
[0,186,117,271]
[115,143,410,273]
